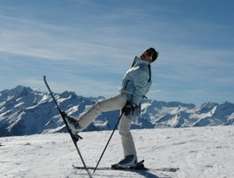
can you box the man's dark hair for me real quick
[146,48,158,62]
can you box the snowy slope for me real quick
[0,126,234,178]
[1,86,234,136]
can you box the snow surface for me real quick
[0,126,234,178]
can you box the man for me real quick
[62,47,158,168]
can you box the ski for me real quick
[43,76,93,178]
[73,165,149,172]
[73,160,149,172]
[73,165,179,173]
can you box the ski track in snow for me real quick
[0,126,234,178]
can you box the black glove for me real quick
[122,101,136,116]
[61,111,77,121]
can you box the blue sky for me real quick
[0,0,233,105]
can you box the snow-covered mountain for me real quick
[0,86,234,136]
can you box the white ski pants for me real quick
[78,93,137,158]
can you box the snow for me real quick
[141,103,151,111]
[0,101,6,107]
[16,97,22,102]
[190,106,217,120]
[0,110,11,117]
[40,94,49,103]
[0,106,6,113]
[93,120,108,128]
[14,102,24,108]
[56,95,72,104]
[228,113,234,121]
[168,114,179,127]
[0,126,234,178]
[66,106,79,115]
[7,96,14,101]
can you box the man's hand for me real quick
[122,101,137,116]
[61,111,77,121]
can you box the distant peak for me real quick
[200,102,218,108]
[10,85,33,97]
[60,91,76,98]
[15,85,32,90]
[14,85,32,92]
[223,101,234,105]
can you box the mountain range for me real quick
[0,85,234,136]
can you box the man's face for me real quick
[141,51,153,62]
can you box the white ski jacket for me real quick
[120,56,152,105]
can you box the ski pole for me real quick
[43,76,92,178]
[93,112,124,174]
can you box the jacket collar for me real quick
[135,56,151,65]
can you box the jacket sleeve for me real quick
[123,79,135,99]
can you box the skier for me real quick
[62,47,158,169]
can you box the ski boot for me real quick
[111,155,138,169]
[61,112,82,140]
